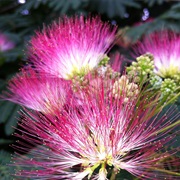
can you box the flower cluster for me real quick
[3,16,180,180]
[28,16,116,79]
[0,32,14,52]
[134,31,180,80]
[131,31,180,102]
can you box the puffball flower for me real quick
[134,31,180,79]
[12,79,179,180]
[0,32,14,52]
[4,69,70,113]
[28,16,116,79]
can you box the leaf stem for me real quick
[152,119,180,135]
[110,168,119,180]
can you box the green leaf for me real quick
[0,79,6,90]
[125,22,153,42]
[47,0,83,13]
[0,150,14,180]
[0,101,14,123]
[0,150,11,164]
[48,0,64,11]
[145,0,165,7]
[158,3,180,21]
[123,2,180,43]
[16,0,48,12]
[5,103,20,136]
[0,139,13,145]
[0,101,21,135]
[90,0,141,18]
[116,169,137,179]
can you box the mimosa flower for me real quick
[134,31,180,79]
[0,32,14,52]
[4,69,70,113]
[12,79,179,179]
[28,16,116,79]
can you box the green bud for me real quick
[173,72,180,85]
[98,54,110,66]
[126,53,154,83]
[157,64,180,80]
[161,78,177,99]
[112,75,139,103]
[150,75,162,89]
[136,53,154,75]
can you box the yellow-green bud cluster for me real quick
[150,74,180,103]
[173,72,180,86]
[158,64,180,81]
[151,70,179,102]
[150,75,163,89]
[71,75,89,91]
[112,75,139,103]
[67,65,91,80]
[127,53,154,82]
[161,78,177,98]
[97,65,120,79]
[98,54,110,66]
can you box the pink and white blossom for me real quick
[12,79,179,179]
[134,31,180,78]
[28,16,117,79]
[0,32,14,52]
[4,69,70,113]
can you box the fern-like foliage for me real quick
[89,0,141,18]
[144,0,166,7]
[122,2,180,43]
[0,150,15,180]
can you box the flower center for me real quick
[66,64,91,79]
[79,134,114,179]
[158,64,179,79]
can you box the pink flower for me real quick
[134,31,180,78]
[0,32,14,52]
[109,52,123,73]
[3,69,70,113]
[28,16,116,79]
[12,79,179,179]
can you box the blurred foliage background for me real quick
[0,0,180,179]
